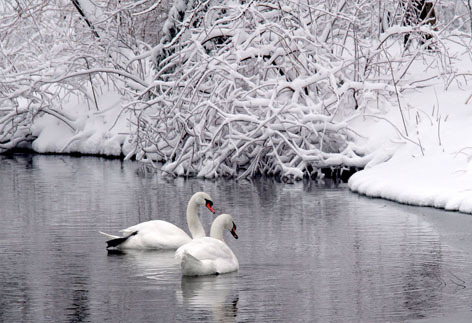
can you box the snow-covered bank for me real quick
[349,63,472,213]
[29,91,135,157]
[349,152,472,213]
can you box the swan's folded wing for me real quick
[119,224,140,237]
[119,220,159,236]
[176,237,234,261]
[120,220,188,237]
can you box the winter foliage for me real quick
[1,1,472,180]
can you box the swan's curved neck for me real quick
[187,198,206,238]
[210,218,225,241]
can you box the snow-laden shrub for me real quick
[0,0,158,153]
[1,0,470,180]
[129,0,458,179]
[0,1,113,151]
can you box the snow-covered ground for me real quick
[348,42,472,214]
[30,90,135,157]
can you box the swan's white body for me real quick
[99,192,214,250]
[176,214,239,276]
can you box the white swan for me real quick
[99,192,215,250]
[175,214,239,276]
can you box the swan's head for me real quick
[210,214,238,240]
[223,214,238,240]
[192,192,215,214]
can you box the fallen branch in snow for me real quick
[361,114,423,150]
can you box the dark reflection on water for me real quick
[1,154,472,322]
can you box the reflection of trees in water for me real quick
[402,239,443,320]
[347,206,448,321]
[0,271,32,321]
[0,155,91,322]
[0,248,92,322]
[66,281,90,322]
[46,236,92,322]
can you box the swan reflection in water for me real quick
[177,274,239,322]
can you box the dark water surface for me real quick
[1,154,472,322]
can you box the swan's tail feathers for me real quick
[99,231,120,239]
[181,251,205,276]
[104,231,138,249]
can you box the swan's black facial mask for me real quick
[205,200,215,214]
[231,222,238,239]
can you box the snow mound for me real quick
[349,66,472,214]
[30,91,134,157]
[349,153,472,213]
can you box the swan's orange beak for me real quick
[231,222,238,239]
[206,202,215,214]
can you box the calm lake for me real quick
[1,154,472,322]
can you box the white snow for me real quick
[348,42,472,214]
[30,90,135,157]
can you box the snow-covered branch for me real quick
[123,0,470,180]
[1,0,471,180]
